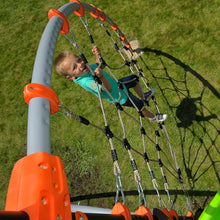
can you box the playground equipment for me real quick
[3,1,217,219]
[198,190,220,220]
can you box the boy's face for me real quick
[63,54,89,79]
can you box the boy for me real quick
[55,46,167,122]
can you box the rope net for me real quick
[52,2,192,216]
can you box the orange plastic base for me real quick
[135,206,153,220]
[112,202,131,220]
[161,208,173,220]
[169,209,179,220]
[187,211,195,220]
[5,152,71,220]
[75,211,88,220]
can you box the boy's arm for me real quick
[95,67,112,91]
[92,45,105,69]
[92,46,101,64]
[92,46,111,91]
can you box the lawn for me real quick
[0,0,219,218]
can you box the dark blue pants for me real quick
[119,75,144,111]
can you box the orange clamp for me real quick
[98,8,106,21]
[70,0,84,17]
[48,9,69,34]
[111,23,118,31]
[112,202,132,220]
[120,34,126,41]
[90,4,99,19]
[187,211,195,220]
[75,212,88,220]
[135,206,153,220]
[169,209,179,220]
[125,43,131,49]
[24,83,59,114]
[161,208,173,220]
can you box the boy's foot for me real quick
[143,88,156,102]
[149,113,167,122]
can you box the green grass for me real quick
[1,0,220,218]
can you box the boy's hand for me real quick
[92,46,101,57]
[94,67,112,91]
[94,67,103,78]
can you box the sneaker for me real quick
[150,113,167,122]
[143,88,156,102]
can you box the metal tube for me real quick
[71,204,112,214]
[71,211,194,220]
[0,211,29,220]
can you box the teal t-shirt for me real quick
[73,64,128,105]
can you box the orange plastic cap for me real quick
[112,202,132,220]
[111,23,118,31]
[161,208,173,220]
[90,4,99,19]
[120,34,126,41]
[75,212,88,220]
[70,0,84,17]
[98,8,106,21]
[169,209,179,220]
[48,9,69,34]
[24,83,59,114]
[187,211,195,220]
[125,43,131,49]
[135,206,153,220]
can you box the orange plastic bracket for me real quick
[90,4,99,19]
[111,23,118,31]
[75,212,88,220]
[161,208,173,220]
[98,8,106,21]
[111,202,132,220]
[5,152,71,220]
[187,211,195,220]
[70,0,84,17]
[169,209,179,220]
[125,43,131,49]
[48,9,69,34]
[24,83,59,114]
[120,34,126,41]
[135,206,153,220]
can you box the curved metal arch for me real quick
[27,2,127,155]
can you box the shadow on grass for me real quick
[139,47,220,216]
[70,47,220,218]
[140,47,220,100]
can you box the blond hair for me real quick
[54,51,75,76]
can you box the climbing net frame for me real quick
[22,1,195,219]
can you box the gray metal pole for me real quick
[71,204,112,214]
[27,3,79,155]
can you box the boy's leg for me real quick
[123,93,167,122]
[141,108,155,118]
[119,75,153,100]
[150,113,168,122]
[133,82,144,99]
[143,88,156,103]
[133,83,156,103]
[142,107,168,122]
